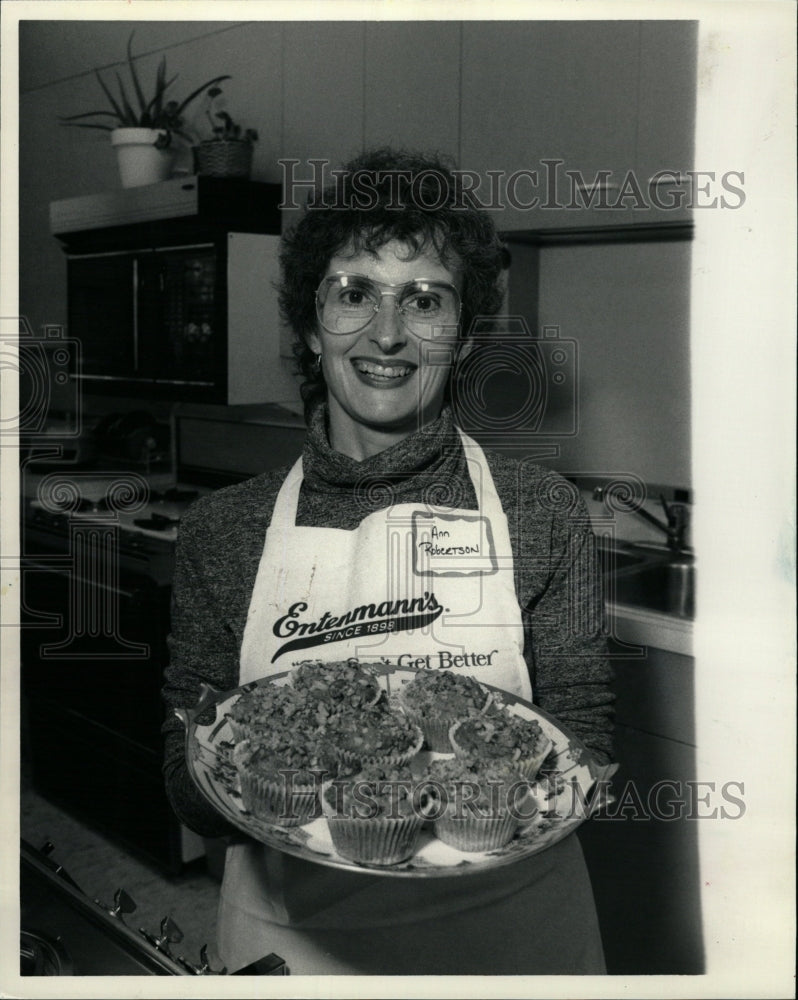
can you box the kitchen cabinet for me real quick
[364,22,461,154]
[579,640,704,974]
[634,20,699,226]
[283,22,365,168]
[460,21,697,233]
[281,22,366,233]
[461,21,639,232]
[20,559,184,874]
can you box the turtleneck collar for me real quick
[301,400,464,493]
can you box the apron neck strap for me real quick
[271,429,498,524]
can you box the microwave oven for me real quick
[52,178,300,407]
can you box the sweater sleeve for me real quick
[161,499,243,837]
[515,467,615,766]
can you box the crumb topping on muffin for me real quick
[331,705,422,758]
[399,670,489,716]
[422,756,528,815]
[238,731,337,785]
[227,683,304,729]
[290,659,381,708]
[451,712,548,762]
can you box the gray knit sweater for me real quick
[162,405,614,837]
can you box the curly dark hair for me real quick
[277,147,510,418]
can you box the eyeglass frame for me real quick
[314,271,463,337]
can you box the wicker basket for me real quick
[193,140,253,179]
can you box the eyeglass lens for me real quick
[316,274,460,336]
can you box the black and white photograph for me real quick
[1,1,794,996]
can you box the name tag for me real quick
[412,512,498,576]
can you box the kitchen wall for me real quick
[534,238,692,488]
[18,19,695,485]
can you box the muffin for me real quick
[397,670,491,752]
[289,659,382,709]
[331,704,424,770]
[422,756,533,852]
[321,763,428,865]
[449,711,553,780]
[225,682,308,742]
[232,732,337,827]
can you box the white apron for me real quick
[216,432,605,974]
[240,430,532,697]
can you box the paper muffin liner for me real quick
[225,717,271,744]
[320,783,425,865]
[335,723,424,770]
[448,722,553,781]
[433,809,519,853]
[397,687,493,753]
[233,741,321,828]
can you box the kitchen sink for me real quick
[598,549,652,573]
[598,542,695,619]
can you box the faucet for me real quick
[593,487,689,554]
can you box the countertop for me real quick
[606,600,693,657]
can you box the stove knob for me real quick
[95,888,136,920]
[197,943,227,975]
[140,916,183,955]
[160,916,183,944]
[175,955,203,975]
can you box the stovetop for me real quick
[26,471,206,532]
[22,469,213,583]
[20,839,287,976]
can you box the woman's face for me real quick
[308,239,462,458]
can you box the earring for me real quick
[313,352,322,375]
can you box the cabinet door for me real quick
[20,558,171,750]
[634,20,698,225]
[20,561,181,873]
[580,726,704,974]
[461,21,641,232]
[67,254,135,379]
[610,641,695,744]
[282,22,366,232]
[579,643,703,973]
[25,699,183,874]
[364,22,460,153]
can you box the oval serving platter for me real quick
[175,665,617,878]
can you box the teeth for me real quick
[354,360,413,378]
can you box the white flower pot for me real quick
[110,128,174,188]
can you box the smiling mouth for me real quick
[352,359,416,381]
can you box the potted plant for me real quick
[60,33,230,188]
[192,88,259,179]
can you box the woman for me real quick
[162,148,614,975]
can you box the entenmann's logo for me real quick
[271,592,443,661]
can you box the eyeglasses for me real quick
[315,272,461,338]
